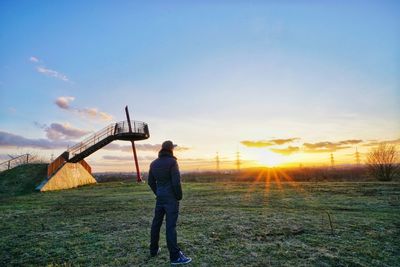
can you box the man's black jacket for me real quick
[148,149,183,201]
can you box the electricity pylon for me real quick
[355,148,361,165]
[236,150,241,172]
[216,152,220,173]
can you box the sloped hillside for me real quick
[0,163,47,197]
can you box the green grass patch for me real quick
[0,164,47,197]
[0,180,399,266]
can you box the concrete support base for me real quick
[36,162,96,192]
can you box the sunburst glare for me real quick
[254,150,285,167]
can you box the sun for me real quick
[254,150,285,167]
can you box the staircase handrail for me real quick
[67,120,148,158]
[67,123,115,157]
[114,120,148,135]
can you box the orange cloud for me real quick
[362,138,400,147]
[240,140,274,148]
[303,139,362,153]
[269,138,300,145]
[271,146,300,155]
[241,138,299,148]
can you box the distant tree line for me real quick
[93,144,399,183]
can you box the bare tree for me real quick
[366,144,399,181]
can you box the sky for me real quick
[0,1,399,172]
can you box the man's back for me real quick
[148,149,182,200]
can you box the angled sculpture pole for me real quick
[125,105,143,182]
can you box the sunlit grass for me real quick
[242,167,307,200]
[1,180,399,266]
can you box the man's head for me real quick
[161,140,177,151]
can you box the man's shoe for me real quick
[171,251,192,265]
[150,248,161,257]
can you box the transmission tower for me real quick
[215,152,220,173]
[330,153,335,168]
[355,148,361,165]
[236,150,241,172]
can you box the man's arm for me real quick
[148,168,157,195]
[171,161,183,200]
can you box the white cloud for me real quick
[36,66,69,82]
[55,96,75,109]
[54,96,113,122]
[0,130,72,149]
[8,107,17,113]
[103,155,133,161]
[77,108,113,122]
[29,56,39,62]
[29,56,70,82]
[45,123,91,140]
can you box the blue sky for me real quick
[1,1,399,171]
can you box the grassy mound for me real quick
[0,163,47,197]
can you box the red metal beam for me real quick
[125,106,143,182]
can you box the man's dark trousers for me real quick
[150,196,180,261]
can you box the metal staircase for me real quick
[67,120,149,162]
[35,105,150,190]
[45,120,149,179]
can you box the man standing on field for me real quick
[148,140,192,265]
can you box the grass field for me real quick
[1,168,399,266]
